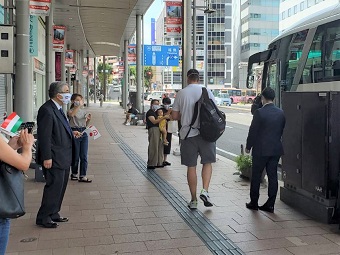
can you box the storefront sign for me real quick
[29,15,38,57]
[53,25,65,52]
[29,0,51,16]
[34,58,45,74]
[65,50,74,67]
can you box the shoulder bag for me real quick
[0,162,26,218]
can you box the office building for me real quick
[154,0,232,91]
[233,0,280,89]
[280,0,339,32]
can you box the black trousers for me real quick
[250,155,280,207]
[36,167,70,224]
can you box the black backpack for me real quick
[185,87,226,142]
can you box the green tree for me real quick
[97,63,113,87]
[129,66,153,89]
[144,66,153,89]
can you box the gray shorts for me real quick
[180,135,216,167]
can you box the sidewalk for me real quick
[6,102,340,255]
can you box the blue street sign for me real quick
[144,45,179,66]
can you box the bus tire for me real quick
[247,98,253,104]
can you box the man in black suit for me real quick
[36,82,81,228]
[245,87,285,213]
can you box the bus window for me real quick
[324,20,340,81]
[301,29,323,84]
[283,29,309,90]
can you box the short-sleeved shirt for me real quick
[128,107,139,115]
[68,107,87,128]
[146,109,158,129]
[172,84,215,139]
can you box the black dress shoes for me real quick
[37,221,59,228]
[259,205,274,213]
[147,166,155,170]
[52,217,69,222]
[246,202,259,211]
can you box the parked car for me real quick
[215,93,231,106]
[146,91,166,101]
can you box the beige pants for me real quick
[147,127,164,166]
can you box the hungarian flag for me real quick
[0,112,23,136]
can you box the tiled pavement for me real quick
[6,102,340,255]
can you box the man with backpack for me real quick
[172,69,221,210]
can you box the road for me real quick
[110,94,252,161]
[217,106,252,161]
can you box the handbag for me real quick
[0,162,26,218]
[167,120,178,133]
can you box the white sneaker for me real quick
[188,200,198,210]
[125,122,130,126]
[200,189,213,207]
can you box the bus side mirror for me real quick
[247,75,254,89]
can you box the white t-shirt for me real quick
[172,84,215,139]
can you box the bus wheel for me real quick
[247,98,253,104]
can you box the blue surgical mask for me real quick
[152,105,160,111]
[59,93,72,105]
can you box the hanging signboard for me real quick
[165,1,182,25]
[128,44,136,65]
[65,50,74,67]
[53,25,65,52]
[29,0,51,16]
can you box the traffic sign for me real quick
[29,0,51,16]
[143,45,179,66]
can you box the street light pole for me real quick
[204,13,208,87]
[182,0,192,88]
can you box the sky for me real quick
[143,0,164,45]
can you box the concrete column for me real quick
[192,0,196,69]
[103,55,106,101]
[15,0,32,121]
[93,57,97,103]
[45,1,54,100]
[123,40,129,108]
[86,55,90,106]
[182,0,192,88]
[79,50,84,96]
[135,14,142,112]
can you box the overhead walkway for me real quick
[6,103,340,255]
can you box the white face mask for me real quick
[152,105,160,111]
[59,93,72,105]
[163,105,170,110]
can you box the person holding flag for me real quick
[67,93,92,183]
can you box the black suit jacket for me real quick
[246,103,285,157]
[36,100,74,169]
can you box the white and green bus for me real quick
[247,3,340,105]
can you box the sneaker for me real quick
[188,200,198,210]
[125,122,130,126]
[200,189,213,207]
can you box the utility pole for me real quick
[182,0,192,88]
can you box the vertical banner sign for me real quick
[165,1,182,37]
[55,52,61,81]
[29,0,51,16]
[151,18,156,45]
[65,50,74,67]
[53,25,65,52]
[128,45,136,65]
[29,15,38,56]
